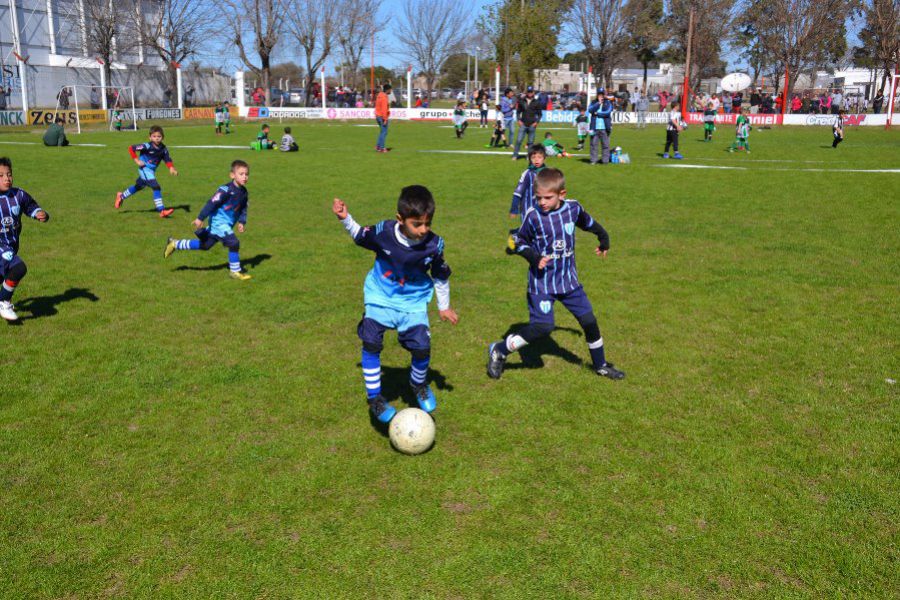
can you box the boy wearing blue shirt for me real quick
[332,186,459,423]
[115,125,179,218]
[487,168,624,380]
[0,157,50,321]
[164,160,252,281]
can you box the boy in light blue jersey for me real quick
[115,125,178,217]
[488,167,625,381]
[164,160,252,280]
[332,186,459,423]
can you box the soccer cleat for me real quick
[673,153,684,160]
[0,300,19,321]
[114,192,124,209]
[159,208,175,218]
[369,395,396,423]
[412,383,437,413]
[164,237,177,258]
[596,362,625,380]
[662,153,669,159]
[487,342,507,379]
[229,270,252,281]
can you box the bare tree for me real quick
[566,0,631,88]
[287,0,339,106]
[141,0,215,96]
[224,0,286,106]
[666,0,733,90]
[854,0,900,94]
[625,0,665,92]
[83,0,138,88]
[336,0,384,91]
[395,0,470,99]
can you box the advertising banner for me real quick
[0,110,25,126]
[184,107,217,119]
[107,108,182,121]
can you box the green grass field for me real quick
[1,118,898,598]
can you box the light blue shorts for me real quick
[364,304,429,332]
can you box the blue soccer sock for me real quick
[121,185,138,199]
[0,279,17,302]
[410,356,429,387]
[588,337,607,369]
[175,239,200,250]
[228,251,241,272]
[362,349,382,399]
[152,189,164,211]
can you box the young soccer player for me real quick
[486,105,508,148]
[0,157,50,321]
[832,109,845,148]
[222,102,232,134]
[662,101,684,159]
[254,124,275,150]
[112,109,124,132]
[541,132,570,158]
[214,103,225,135]
[279,126,298,152]
[164,160,252,281]
[453,101,468,138]
[509,144,546,220]
[114,125,178,217]
[574,107,588,150]
[487,168,624,381]
[331,186,459,423]
[729,107,751,153]
[702,103,717,141]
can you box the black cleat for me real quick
[596,363,625,380]
[487,342,507,379]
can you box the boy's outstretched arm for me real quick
[576,208,611,257]
[22,192,48,222]
[332,198,379,251]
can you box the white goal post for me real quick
[54,85,138,134]
[887,72,900,129]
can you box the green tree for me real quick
[625,0,665,92]
[853,0,900,94]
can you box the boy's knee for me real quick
[222,235,240,251]
[399,325,431,356]
[357,317,386,353]
[520,321,553,342]
[147,179,161,191]
[576,312,601,341]
[6,258,27,280]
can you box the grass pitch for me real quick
[1,118,898,598]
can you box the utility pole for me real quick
[680,3,694,118]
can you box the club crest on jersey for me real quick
[1,251,13,261]
[1,217,13,227]
[553,240,566,251]
[539,300,552,314]
[564,222,575,235]
[423,256,433,265]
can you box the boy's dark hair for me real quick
[231,159,249,171]
[397,185,435,219]
[284,126,291,133]
[0,157,11,170]
[527,144,546,159]
[55,116,65,124]
[544,131,552,138]
[383,83,392,91]
[149,125,164,136]
[261,123,270,130]
[535,168,565,193]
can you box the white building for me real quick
[533,63,686,94]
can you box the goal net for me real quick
[55,85,137,133]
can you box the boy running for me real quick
[164,160,252,280]
[114,125,178,217]
[332,186,458,423]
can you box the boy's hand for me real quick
[332,198,349,219]
[538,256,551,270]
[237,223,245,233]
[135,159,145,167]
[509,213,518,219]
[439,308,459,325]
[595,246,608,258]
[191,218,203,229]
[35,210,48,222]
[169,166,178,176]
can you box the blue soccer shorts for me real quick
[527,286,594,326]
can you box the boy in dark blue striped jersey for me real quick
[0,157,50,321]
[164,160,252,280]
[507,144,546,252]
[332,186,459,423]
[114,125,178,217]
[488,168,625,380]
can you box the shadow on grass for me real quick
[121,203,191,214]
[355,363,453,439]
[500,323,584,371]
[174,253,272,272]
[7,287,99,323]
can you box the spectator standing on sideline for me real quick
[0,86,9,110]
[722,92,733,114]
[873,91,884,114]
[57,87,71,110]
[90,86,100,109]
[500,88,517,143]
[185,85,195,107]
[636,94,649,128]
[512,86,543,161]
[375,83,391,153]
[749,88,761,114]
[588,88,614,165]
[830,89,843,114]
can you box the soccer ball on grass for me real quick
[389,408,436,455]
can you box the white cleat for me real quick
[0,300,19,321]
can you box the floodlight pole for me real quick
[174,61,183,116]
[321,66,326,108]
[781,63,789,116]
[406,66,412,110]
[886,62,899,129]
[99,58,108,110]
[495,66,500,103]
[72,84,81,134]
[681,3,695,119]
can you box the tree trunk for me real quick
[642,61,649,93]
[261,54,271,106]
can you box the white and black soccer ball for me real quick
[389,408,435,455]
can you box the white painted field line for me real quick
[0,141,107,147]
[655,163,746,170]
[653,163,900,174]
[419,149,589,158]
[0,141,38,145]
[690,156,831,164]
[170,145,249,149]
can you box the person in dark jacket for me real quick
[588,89,614,164]
[512,86,543,160]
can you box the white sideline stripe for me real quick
[353,124,378,127]
[170,145,249,149]
[0,141,108,147]
[419,149,589,158]
[654,163,900,174]
[691,157,831,164]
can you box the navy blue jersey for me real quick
[197,181,248,237]
[128,141,173,172]
[350,219,451,312]
[517,200,600,295]
[510,165,544,218]
[0,187,44,255]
